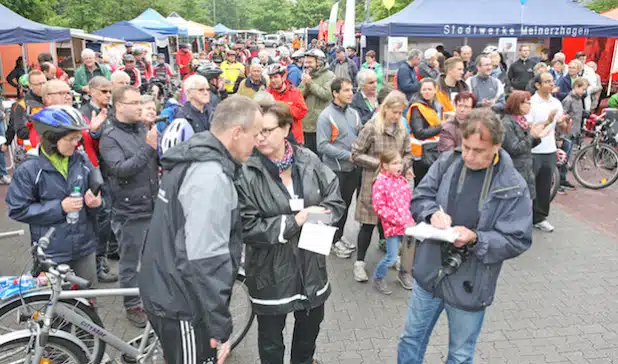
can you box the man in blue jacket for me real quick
[287,50,304,87]
[397,49,422,101]
[398,108,532,364]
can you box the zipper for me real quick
[491,185,519,194]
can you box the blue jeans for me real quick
[0,121,7,176]
[398,281,485,364]
[374,236,401,279]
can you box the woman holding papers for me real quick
[237,101,345,364]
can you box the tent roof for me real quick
[165,14,203,37]
[361,0,618,37]
[92,21,161,42]
[602,7,618,20]
[0,3,70,44]
[187,21,215,37]
[70,29,123,43]
[214,24,238,34]
[131,8,186,36]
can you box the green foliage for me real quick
[587,0,618,13]
[368,0,410,21]
[4,0,55,23]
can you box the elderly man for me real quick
[42,80,73,107]
[238,63,268,99]
[111,70,131,90]
[466,54,505,113]
[177,74,213,133]
[418,48,440,80]
[397,49,422,101]
[398,108,532,364]
[556,60,582,101]
[351,69,378,125]
[41,62,57,80]
[330,47,358,88]
[460,45,475,79]
[73,49,112,93]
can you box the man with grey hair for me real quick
[397,48,422,100]
[398,108,532,363]
[73,48,111,93]
[351,68,378,124]
[110,70,131,90]
[177,74,213,133]
[418,48,440,80]
[139,95,263,364]
[460,45,475,79]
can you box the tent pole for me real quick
[21,44,28,73]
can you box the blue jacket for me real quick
[556,74,573,101]
[287,63,302,87]
[397,62,420,101]
[411,149,532,311]
[6,151,100,263]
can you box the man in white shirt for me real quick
[526,72,569,232]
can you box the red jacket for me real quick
[267,81,308,144]
[176,49,192,74]
[372,171,415,238]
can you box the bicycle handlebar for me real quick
[64,273,91,289]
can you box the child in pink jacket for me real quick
[372,150,415,295]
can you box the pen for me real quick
[439,205,445,214]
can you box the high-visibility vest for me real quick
[436,89,455,113]
[15,99,43,151]
[406,102,441,158]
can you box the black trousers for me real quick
[357,223,385,261]
[303,132,318,156]
[333,169,361,243]
[413,162,430,187]
[532,152,557,224]
[147,314,217,364]
[257,304,325,364]
[95,184,115,259]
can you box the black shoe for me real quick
[98,269,118,283]
[106,252,120,261]
[561,180,576,189]
[126,307,148,328]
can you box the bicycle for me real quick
[571,114,618,189]
[0,228,255,363]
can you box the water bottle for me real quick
[66,186,82,225]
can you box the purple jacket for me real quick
[438,120,462,152]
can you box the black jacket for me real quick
[350,91,376,125]
[209,85,228,109]
[176,102,213,133]
[7,91,44,144]
[99,118,159,219]
[501,114,541,199]
[139,132,242,341]
[508,58,537,91]
[236,146,345,315]
[397,62,420,101]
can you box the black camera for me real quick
[441,245,469,276]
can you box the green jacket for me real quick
[299,66,335,133]
[609,92,618,109]
[361,62,384,92]
[72,63,111,92]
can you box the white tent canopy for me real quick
[166,12,206,37]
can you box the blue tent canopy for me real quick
[0,4,70,44]
[131,8,186,36]
[92,21,161,42]
[307,26,319,36]
[214,24,238,34]
[361,0,618,38]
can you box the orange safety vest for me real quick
[407,102,441,158]
[15,99,43,151]
[436,89,455,113]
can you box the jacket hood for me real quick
[161,131,240,178]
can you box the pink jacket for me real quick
[372,171,415,237]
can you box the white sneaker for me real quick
[0,175,11,185]
[333,241,353,258]
[340,237,356,251]
[353,261,369,282]
[534,220,555,232]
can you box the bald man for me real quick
[111,71,131,90]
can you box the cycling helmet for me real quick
[304,48,326,61]
[291,50,304,60]
[196,63,223,80]
[160,118,195,156]
[556,149,568,166]
[267,63,287,76]
[278,47,290,59]
[226,49,237,56]
[132,47,145,56]
[18,74,29,88]
[483,45,498,54]
[31,106,90,154]
[179,43,191,49]
[123,54,135,63]
[125,42,134,48]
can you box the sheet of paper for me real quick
[405,222,459,243]
[298,223,337,256]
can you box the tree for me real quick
[291,0,332,29]
[587,0,618,13]
[368,0,410,22]
[4,0,55,23]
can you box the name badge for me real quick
[289,195,304,211]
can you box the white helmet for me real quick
[159,118,195,156]
[278,46,290,59]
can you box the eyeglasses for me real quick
[97,89,112,94]
[61,136,83,143]
[118,100,141,105]
[259,125,279,137]
[48,91,71,96]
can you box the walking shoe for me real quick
[557,186,567,194]
[373,278,392,295]
[0,175,11,185]
[340,237,356,251]
[397,272,414,290]
[377,239,387,252]
[332,241,353,258]
[97,257,118,283]
[353,261,369,282]
[534,220,555,232]
[126,307,148,328]
[561,180,576,190]
[106,251,120,261]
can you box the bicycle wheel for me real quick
[0,333,89,363]
[573,143,618,189]
[229,278,255,349]
[550,164,560,202]
[0,294,106,363]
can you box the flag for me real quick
[343,0,355,48]
[328,2,339,44]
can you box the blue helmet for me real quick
[31,106,89,131]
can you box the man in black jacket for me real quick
[507,44,537,91]
[397,49,422,101]
[99,85,159,328]
[139,96,263,364]
[176,74,213,133]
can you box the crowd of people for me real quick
[0,38,605,364]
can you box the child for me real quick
[371,150,415,295]
[559,78,588,189]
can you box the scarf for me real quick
[269,140,295,174]
[41,147,69,180]
[514,115,529,131]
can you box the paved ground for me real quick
[1,172,618,364]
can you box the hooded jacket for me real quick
[372,171,414,238]
[299,65,336,133]
[236,146,345,315]
[287,63,302,87]
[139,132,242,342]
[267,81,308,144]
